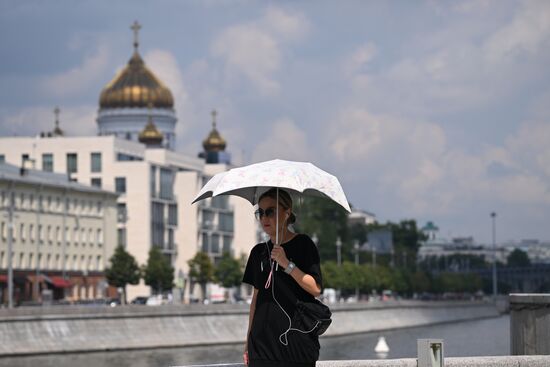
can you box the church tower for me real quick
[96,21,177,150]
[199,110,231,164]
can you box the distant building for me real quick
[0,162,118,304]
[348,208,376,226]
[0,23,257,303]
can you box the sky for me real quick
[1,0,550,244]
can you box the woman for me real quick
[242,188,323,367]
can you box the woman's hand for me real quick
[243,347,249,365]
[271,244,289,268]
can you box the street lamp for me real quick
[354,240,360,301]
[336,237,342,267]
[491,212,498,302]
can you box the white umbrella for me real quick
[192,159,351,213]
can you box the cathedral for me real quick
[0,22,256,303]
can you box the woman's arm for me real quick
[271,244,321,297]
[288,267,321,297]
[244,288,259,364]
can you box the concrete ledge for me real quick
[174,356,550,367]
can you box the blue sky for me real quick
[1,0,550,244]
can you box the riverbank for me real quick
[0,300,499,356]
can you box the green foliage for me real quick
[214,252,243,288]
[294,197,349,262]
[507,248,531,268]
[188,251,214,300]
[143,247,175,294]
[105,245,141,304]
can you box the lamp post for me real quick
[6,185,15,309]
[336,237,342,267]
[354,240,360,301]
[491,212,497,302]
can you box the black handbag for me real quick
[292,298,332,336]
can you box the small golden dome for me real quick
[203,110,226,152]
[139,110,164,146]
[99,22,173,110]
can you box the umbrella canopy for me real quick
[192,159,351,213]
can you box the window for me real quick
[117,203,127,223]
[38,225,43,243]
[115,177,126,194]
[42,153,53,172]
[90,152,102,173]
[159,168,174,199]
[88,228,93,245]
[74,227,79,245]
[168,204,178,226]
[91,178,102,188]
[66,153,77,174]
[150,166,157,197]
[117,228,127,247]
[219,212,234,232]
[56,226,61,244]
[47,225,52,243]
[96,201,103,215]
[20,223,25,242]
[223,236,232,254]
[97,229,103,246]
[211,234,220,254]
[151,202,164,247]
[0,154,4,163]
[81,228,86,245]
[29,224,34,242]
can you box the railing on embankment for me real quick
[0,300,500,356]
[175,356,550,367]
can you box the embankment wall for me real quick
[0,301,499,356]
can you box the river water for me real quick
[0,315,509,367]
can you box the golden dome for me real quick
[203,110,226,152]
[99,22,173,109]
[139,111,164,146]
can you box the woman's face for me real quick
[257,196,289,238]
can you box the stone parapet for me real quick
[176,356,550,367]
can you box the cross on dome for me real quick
[131,21,141,52]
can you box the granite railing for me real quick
[175,356,550,367]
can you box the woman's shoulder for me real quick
[293,233,316,247]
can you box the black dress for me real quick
[242,234,323,367]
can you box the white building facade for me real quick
[0,162,118,304]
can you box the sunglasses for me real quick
[254,207,276,220]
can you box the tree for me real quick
[214,252,243,289]
[188,252,214,301]
[294,196,349,262]
[143,247,174,294]
[105,245,141,304]
[507,248,531,268]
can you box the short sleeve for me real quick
[242,245,261,289]
[301,236,323,291]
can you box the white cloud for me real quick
[145,49,194,137]
[211,7,310,96]
[484,0,550,63]
[326,103,550,218]
[345,1,550,116]
[39,45,110,98]
[251,118,310,162]
[0,105,96,137]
